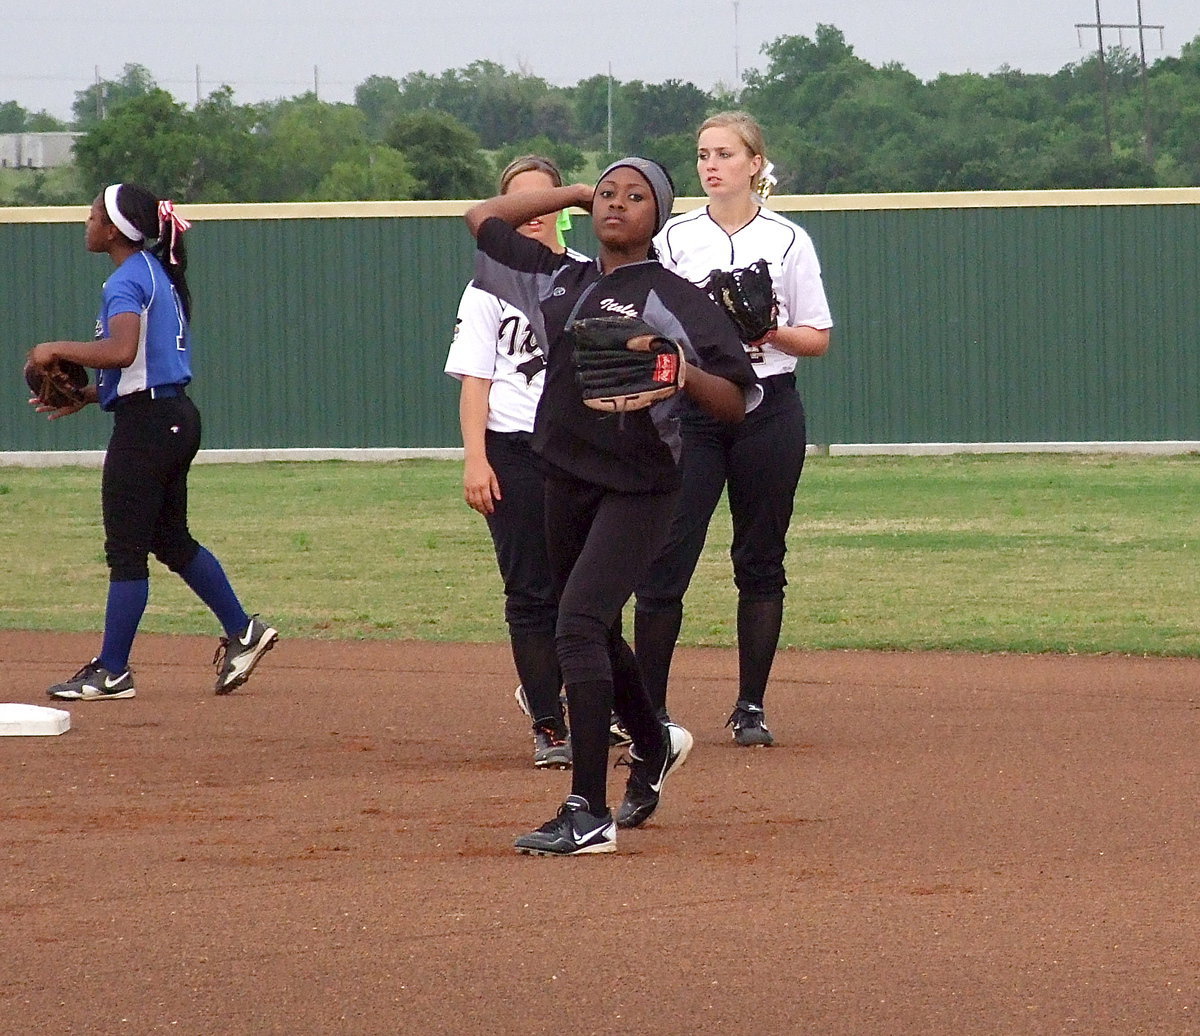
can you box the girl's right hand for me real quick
[569,183,595,212]
[463,457,501,516]
[28,386,94,420]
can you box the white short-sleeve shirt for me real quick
[654,205,833,379]
[445,248,588,433]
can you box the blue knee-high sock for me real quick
[179,547,249,638]
[98,578,149,674]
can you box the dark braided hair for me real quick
[111,183,192,321]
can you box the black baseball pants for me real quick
[483,430,561,725]
[543,473,677,811]
[102,393,203,582]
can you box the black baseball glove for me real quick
[706,259,778,343]
[567,316,686,413]
[24,358,89,409]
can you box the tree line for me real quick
[3,24,1199,206]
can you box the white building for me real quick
[0,132,82,169]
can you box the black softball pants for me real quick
[544,474,677,811]
[482,430,558,637]
[634,375,807,712]
[102,393,203,582]
[483,430,561,725]
[638,373,807,608]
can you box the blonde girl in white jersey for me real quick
[635,112,833,746]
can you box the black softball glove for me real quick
[24,358,89,409]
[567,316,686,413]
[706,259,778,343]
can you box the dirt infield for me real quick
[2,630,1198,1034]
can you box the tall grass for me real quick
[1,454,1197,655]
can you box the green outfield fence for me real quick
[3,189,1199,457]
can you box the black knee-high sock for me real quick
[510,631,563,727]
[611,637,668,764]
[737,597,784,708]
[633,601,683,714]
[566,679,613,814]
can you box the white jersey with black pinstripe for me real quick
[446,249,588,434]
[653,204,833,379]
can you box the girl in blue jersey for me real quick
[27,182,277,701]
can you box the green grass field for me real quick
[2,453,1198,655]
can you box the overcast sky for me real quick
[6,1,1199,120]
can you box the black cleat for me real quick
[615,722,693,829]
[726,699,775,747]
[213,615,278,694]
[515,795,616,856]
[532,722,572,769]
[609,712,632,748]
[48,659,135,701]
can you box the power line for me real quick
[1075,1,1164,162]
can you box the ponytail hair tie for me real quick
[157,200,192,265]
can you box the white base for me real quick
[0,703,71,736]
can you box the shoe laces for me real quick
[71,660,103,681]
[534,721,567,745]
[532,814,570,837]
[614,751,655,796]
[214,618,261,669]
[726,704,764,730]
[535,799,584,835]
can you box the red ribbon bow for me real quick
[157,200,192,265]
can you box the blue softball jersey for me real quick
[94,250,192,411]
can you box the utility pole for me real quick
[314,65,320,101]
[1135,0,1156,162]
[195,65,202,106]
[1083,0,1113,156]
[733,1,741,89]
[1075,1,1164,162]
[607,63,613,154]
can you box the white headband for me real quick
[103,184,144,243]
